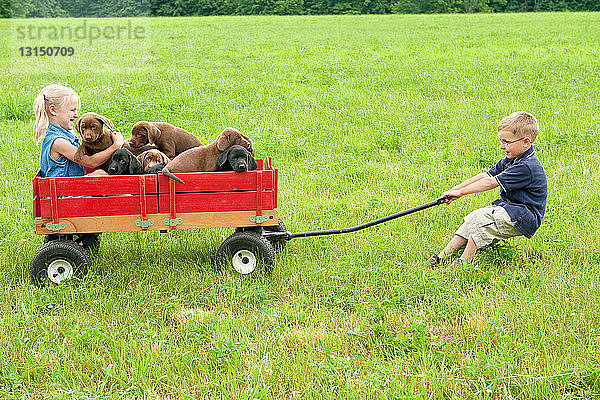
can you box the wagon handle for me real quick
[265,196,450,241]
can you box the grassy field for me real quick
[1,12,600,399]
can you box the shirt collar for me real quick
[514,146,534,162]
[503,146,534,165]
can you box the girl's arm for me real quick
[51,131,124,169]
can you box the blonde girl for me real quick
[34,84,123,177]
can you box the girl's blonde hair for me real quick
[33,84,80,144]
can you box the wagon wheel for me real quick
[216,231,275,275]
[235,218,288,253]
[31,240,92,287]
[44,233,101,252]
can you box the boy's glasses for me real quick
[500,137,526,146]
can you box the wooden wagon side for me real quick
[33,157,279,235]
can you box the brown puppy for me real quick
[162,128,254,184]
[136,149,171,173]
[122,140,158,157]
[73,112,114,165]
[129,121,202,159]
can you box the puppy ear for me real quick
[74,116,82,134]
[97,115,114,131]
[248,153,258,171]
[136,151,148,171]
[128,152,143,175]
[161,153,171,164]
[147,123,161,144]
[216,130,232,152]
[216,148,231,170]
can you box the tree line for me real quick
[2,0,599,18]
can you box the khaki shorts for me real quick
[455,205,521,249]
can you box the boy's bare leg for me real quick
[438,235,467,258]
[458,235,477,261]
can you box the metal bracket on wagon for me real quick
[250,215,269,224]
[163,217,182,227]
[46,222,66,232]
[135,219,154,228]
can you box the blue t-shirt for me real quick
[40,123,86,178]
[486,146,547,238]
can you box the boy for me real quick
[429,111,547,268]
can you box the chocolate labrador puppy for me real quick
[217,145,258,172]
[73,112,115,169]
[108,148,144,175]
[162,128,254,183]
[129,121,202,159]
[122,140,158,157]
[136,149,171,173]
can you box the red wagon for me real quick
[31,157,286,286]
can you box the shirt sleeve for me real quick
[494,162,532,192]
[487,159,505,177]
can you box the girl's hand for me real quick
[111,131,124,148]
[441,189,462,204]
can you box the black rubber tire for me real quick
[31,240,92,287]
[44,233,101,252]
[216,231,275,275]
[264,218,287,252]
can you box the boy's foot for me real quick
[427,254,444,268]
[450,259,465,269]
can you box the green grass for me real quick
[1,12,600,399]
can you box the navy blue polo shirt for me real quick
[486,146,547,238]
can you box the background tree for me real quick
[2,0,600,18]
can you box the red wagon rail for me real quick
[33,157,279,235]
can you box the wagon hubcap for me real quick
[232,250,257,274]
[47,259,74,284]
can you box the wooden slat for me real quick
[158,191,276,214]
[39,195,159,218]
[37,174,159,197]
[156,170,274,193]
[35,210,279,234]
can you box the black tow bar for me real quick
[263,196,450,242]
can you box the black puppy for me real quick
[108,148,144,175]
[216,145,258,172]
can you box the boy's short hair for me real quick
[498,111,539,142]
